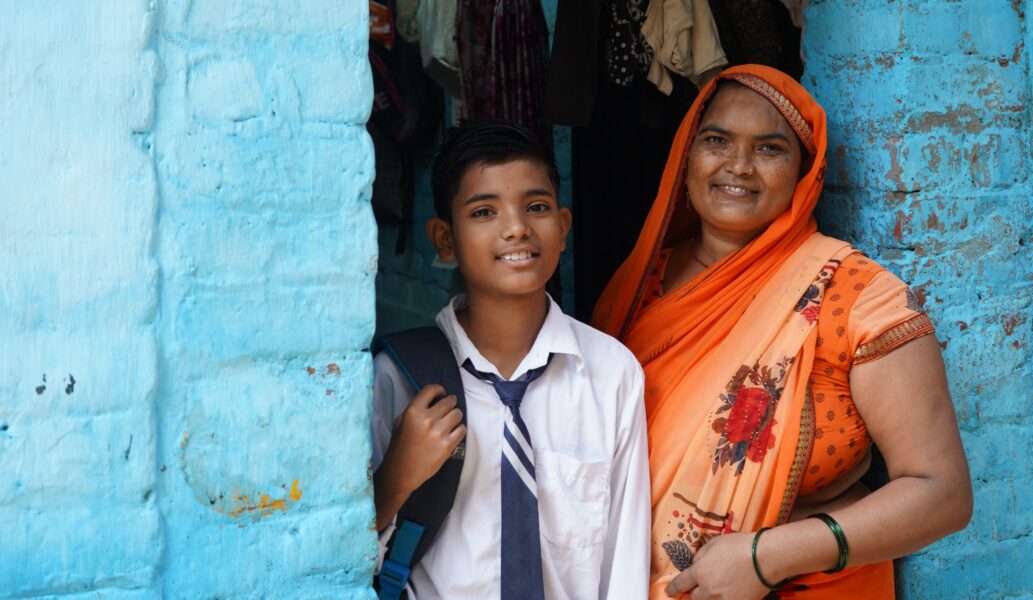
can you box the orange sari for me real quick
[593,65,894,598]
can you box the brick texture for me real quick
[1,2,377,598]
[805,1,1031,597]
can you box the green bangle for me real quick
[809,512,849,573]
[752,527,791,590]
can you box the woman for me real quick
[593,65,972,599]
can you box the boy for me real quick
[371,119,649,599]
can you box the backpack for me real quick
[372,327,467,600]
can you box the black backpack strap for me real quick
[373,327,467,599]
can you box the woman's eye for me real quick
[703,135,728,145]
[758,143,787,154]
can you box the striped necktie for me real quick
[463,357,552,600]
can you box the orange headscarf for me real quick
[593,65,886,597]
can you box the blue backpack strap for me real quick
[378,521,424,600]
[373,327,467,599]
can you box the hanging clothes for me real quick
[416,0,462,97]
[778,0,804,27]
[543,0,603,127]
[394,0,420,41]
[605,0,654,87]
[369,0,443,253]
[545,0,704,321]
[708,0,803,78]
[455,0,553,146]
[641,0,728,95]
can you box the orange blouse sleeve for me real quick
[847,270,935,365]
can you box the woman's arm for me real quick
[762,334,972,575]
[664,335,972,598]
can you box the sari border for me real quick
[853,313,935,365]
[725,73,817,156]
[777,386,815,525]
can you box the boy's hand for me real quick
[382,384,466,496]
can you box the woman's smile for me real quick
[711,182,758,198]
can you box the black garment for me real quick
[571,79,695,322]
[547,0,698,321]
[543,0,602,127]
[708,0,803,78]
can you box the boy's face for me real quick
[427,159,571,300]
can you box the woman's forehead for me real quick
[699,85,796,135]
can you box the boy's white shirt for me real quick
[372,294,651,600]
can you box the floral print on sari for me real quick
[712,259,841,476]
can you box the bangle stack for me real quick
[808,512,850,573]
[751,528,791,590]
[752,514,850,590]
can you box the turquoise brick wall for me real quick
[1,1,377,597]
[805,1,1032,597]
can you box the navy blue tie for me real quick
[463,358,551,600]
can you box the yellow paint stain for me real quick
[221,480,302,519]
[228,493,287,518]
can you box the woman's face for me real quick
[685,84,804,242]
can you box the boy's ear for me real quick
[425,217,456,262]
[559,207,572,252]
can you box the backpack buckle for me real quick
[378,559,411,598]
[377,519,425,600]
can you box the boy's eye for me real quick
[527,201,551,213]
[470,207,495,218]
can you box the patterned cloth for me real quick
[456,0,552,146]
[605,0,654,87]
[640,251,934,497]
[462,358,552,600]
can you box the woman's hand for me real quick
[664,532,770,600]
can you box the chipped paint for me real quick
[2,1,376,597]
[804,2,1032,597]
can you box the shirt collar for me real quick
[435,293,585,381]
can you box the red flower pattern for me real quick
[747,417,778,462]
[713,360,790,475]
[724,387,771,443]
[710,259,841,476]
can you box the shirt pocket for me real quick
[535,450,611,548]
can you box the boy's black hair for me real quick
[431,118,560,221]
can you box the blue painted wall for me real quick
[805,1,1032,597]
[1,1,377,597]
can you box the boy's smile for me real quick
[427,159,570,300]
